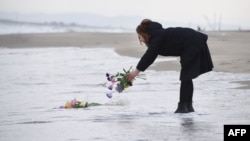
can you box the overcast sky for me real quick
[1,0,250,29]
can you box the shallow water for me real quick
[0,47,250,141]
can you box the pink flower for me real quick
[70,99,77,107]
[111,77,116,83]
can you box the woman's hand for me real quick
[126,69,140,82]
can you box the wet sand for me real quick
[0,32,250,141]
[0,31,250,89]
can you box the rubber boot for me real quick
[187,102,195,112]
[174,102,189,113]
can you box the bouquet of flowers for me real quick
[59,98,101,108]
[104,66,145,98]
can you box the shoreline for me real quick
[0,31,250,89]
[0,31,250,73]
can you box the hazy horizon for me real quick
[1,0,250,30]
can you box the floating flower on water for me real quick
[64,101,71,108]
[63,99,87,108]
[70,98,77,107]
[103,66,146,98]
[59,99,102,109]
[59,105,64,109]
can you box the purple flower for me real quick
[106,93,113,98]
[115,83,123,93]
[107,75,115,81]
[106,73,111,81]
[104,68,145,99]
[107,77,111,81]
[127,81,133,86]
[106,73,110,77]
[108,85,113,90]
[59,106,64,109]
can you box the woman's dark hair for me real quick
[136,19,152,43]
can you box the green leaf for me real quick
[88,103,102,107]
[128,66,133,72]
[123,68,127,73]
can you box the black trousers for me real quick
[179,80,193,103]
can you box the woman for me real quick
[126,19,213,113]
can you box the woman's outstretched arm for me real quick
[126,69,141,82]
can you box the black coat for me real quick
[136,22,213,80]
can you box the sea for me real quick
[0,46,250,141]
[0,20,132,35]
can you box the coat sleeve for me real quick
[136,47,158,71]
[136,32,163,71]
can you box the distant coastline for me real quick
[1,12,249,34]
[0,18,132,34]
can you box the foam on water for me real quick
[0,23,130,35]
[0,47,250,141]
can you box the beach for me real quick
[0,31,250,87]
[0,31,250,141]
[1,31,250,72]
